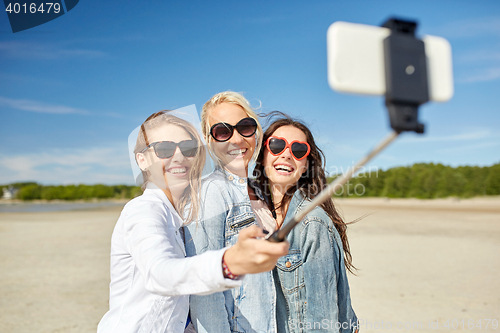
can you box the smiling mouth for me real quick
[228,148,247,157]
[274,164,294,174]
[166,166,188,175]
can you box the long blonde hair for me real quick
[201,91,263,166]
[134,111,206,224]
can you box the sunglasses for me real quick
[265,136,310,161]
[140,140,198,159]
[210,117,258,142]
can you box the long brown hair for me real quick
[134,110,206,224]
[253,112,356,274]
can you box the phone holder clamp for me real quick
[383,18,429,134]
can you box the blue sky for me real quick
[1,0,499,185]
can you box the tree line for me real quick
[2,162,499,201]
[328,162,500,198]
[1,182,142,201]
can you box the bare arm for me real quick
[224,225,289,276]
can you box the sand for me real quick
[338,197,500,332]
[0,198,499,333]
[0,207,118,333]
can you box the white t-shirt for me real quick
[97,183,242,333]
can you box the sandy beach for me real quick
[0,197,499,333]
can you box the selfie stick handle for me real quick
[268,130,400,242]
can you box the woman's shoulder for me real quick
[200,171,230,196]
[124,188,163,207]
[294,200,344,250]
[201,169,226,186]
[121,189,171,222]
[300,199,345,248]
[305,206,333,228]
[293,191,334,228]
[200,168,246,197]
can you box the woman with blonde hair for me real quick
[185,92,279,332]
[97,110,288,333]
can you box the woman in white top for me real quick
[97,111,288,333]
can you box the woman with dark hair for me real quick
[253,113,359,333]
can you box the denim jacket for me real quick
[184,167,277,333]
[274,190,358,333]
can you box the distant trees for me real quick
[2,162,499,201]
[1,183,142,201]
[17,184,43,200]
[485,163,500,195]
[328,162,500,198]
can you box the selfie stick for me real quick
[268,18,429,243]
[267,130,399,242]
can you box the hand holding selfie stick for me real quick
[268,18,452,243]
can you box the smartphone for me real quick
[267,21,454,243]
[326,21,454,102]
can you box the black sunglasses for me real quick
[210,117,258,142]
[140,140,198,159]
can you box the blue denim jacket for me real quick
[184,167,278,333]
[274,190,358,333]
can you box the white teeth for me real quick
[228,148,247,156]
[170,167,187,174]
[275,165,292,172]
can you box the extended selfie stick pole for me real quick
[267,130,400,242]
[268,18,429,243]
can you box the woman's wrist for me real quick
[221,252,239,280]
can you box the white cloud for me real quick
[437,16,500,39]
[401,130,492,143]
[0,145,134,185]
[436,141,500,154]
[458,67,500,83]
[0,96,89,115]
[0,41,107,60]
[456,51,500,64]
[0,71,63,86]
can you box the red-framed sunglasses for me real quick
[265,136,310,161]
